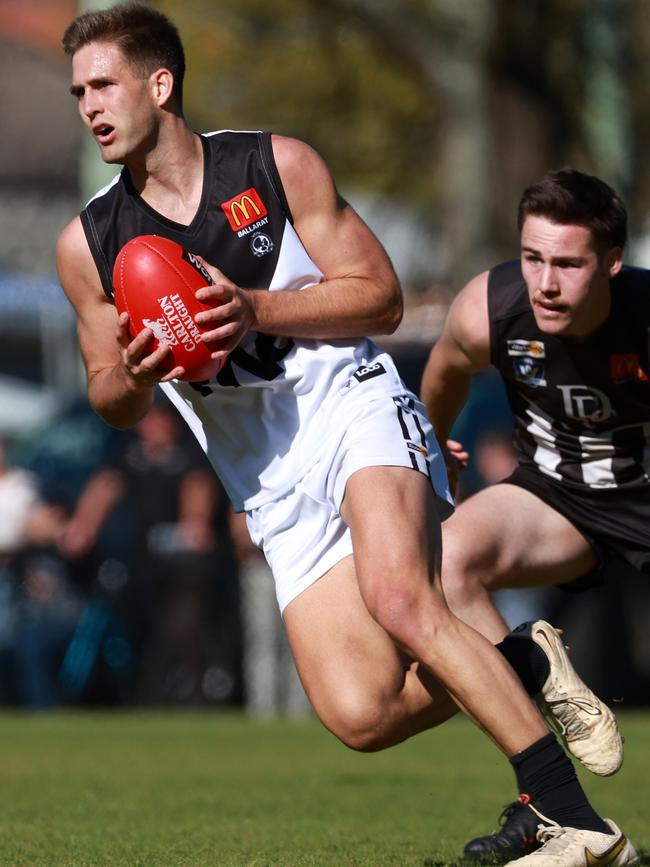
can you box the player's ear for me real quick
[151,68,174,108]
[604,246,623,278]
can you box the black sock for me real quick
[497,622,550,696]
[510,733,610,834]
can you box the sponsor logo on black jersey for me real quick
[557,384,614,425]
[353,362,386,383]
[250,232,274,257]
[507,339,546,358]
[610,353,649,383]
[512,358,546,387]
[220,187,268,232]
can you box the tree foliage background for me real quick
[154,0,647,287]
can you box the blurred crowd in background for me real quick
[1,0,649,712]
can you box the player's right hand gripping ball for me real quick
[112,234,226,382]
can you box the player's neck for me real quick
[128,123,205,225]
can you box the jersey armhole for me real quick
[486,268,499,369]
[80,209,114,300]
[257,131,294,225]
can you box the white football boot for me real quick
[504,813,639,866]
[529,620,623,776]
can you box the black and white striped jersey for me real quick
[489,259,650,490]
[80,130,403,511]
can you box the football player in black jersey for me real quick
[422,169,648,861]
[57,4,637,864]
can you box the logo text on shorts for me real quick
[353,362,386,383]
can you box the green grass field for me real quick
[0,710,647,866]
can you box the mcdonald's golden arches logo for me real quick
[220,187,268,231]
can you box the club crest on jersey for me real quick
[610,353,649,383]
[220,187,269,234]
[250,232,274,257]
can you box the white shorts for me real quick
[245,392,454,613]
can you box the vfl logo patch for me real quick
[512,358,547,387]
[353,362,386,383]
[220,187,268,232]
[507,339,546,358]
[610,353,649,383]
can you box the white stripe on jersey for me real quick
[578,431,617,488]
[643,423,650,480]
[84,171,121,207]
[526,407,562,480]
[269,221,323,292]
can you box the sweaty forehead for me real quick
[71,41,136,84]
[521,216,596,256]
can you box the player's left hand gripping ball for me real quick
[112,234,227,382]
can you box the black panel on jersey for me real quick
[488,260,650,490]
[82,131,288,299]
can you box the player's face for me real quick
[520,215,622,338]
[70,42,159,165]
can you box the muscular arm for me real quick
[195,136,403,345]
[420,271,492,445]
[56,218,181,428]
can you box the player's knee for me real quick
[367,584,446,660]
[327,697,392,753]
[366,583,418,636]
[440,534,488,611]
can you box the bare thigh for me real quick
[442,482,598,591]
[283,553,453,750]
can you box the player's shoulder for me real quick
[270,135,332,186]
[269,135,337,222]
[55,215,102,302]
[443,270,490,350]
[56,214,86,261]
[488,258,524,286]
[451,269,490,315]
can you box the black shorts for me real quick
[503,464,650,590]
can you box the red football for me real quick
[112,235,226,382]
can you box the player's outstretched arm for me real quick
[194,136,402,345]
[420,271,491,470]
[56,217,183,428]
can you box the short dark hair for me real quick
[62,2,185,109]
[517,169,627,252]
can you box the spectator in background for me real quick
[0,437,41,700]
[0,438,39,564]
[230,510,310,719]
[10,496,84,709]
[60,402,240,706]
